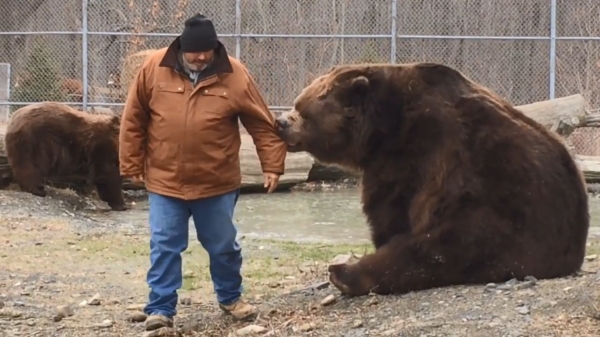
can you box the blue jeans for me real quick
[143,189,243,318]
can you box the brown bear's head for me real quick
[276,63,474,170]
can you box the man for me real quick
[119,14,287,331]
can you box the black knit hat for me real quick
[179,14,218,53]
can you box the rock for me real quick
[53,315,63,322]
[352,319,364,328]
[236,324,267,335]
[517,306,530,315]
[126,311,147,323]
[514,280,536,290]
[78,300,88,306]
[320,294,336,306]
[0,301,4,309]
[94,319,113,328]
[183,271,195,278]
[88,293,102,306]
[56,305,74,318]
[142,327,180,337]
[585,254,597,261]
[180,319,200,334]
[0,308,22,318]
[294,322,316,332]
[524,275,538,283]
[126,303,146,311]
[505,278,518,286]
[484,283,496,290]
[179,297,192,305]
[330,253,360,266]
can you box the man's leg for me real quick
[144,192,191,330]
[189,189,257,320]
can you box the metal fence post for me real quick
[549,0,557,100]
[82,0,89,111]
[390,0,397,63]
[234,0,242,60]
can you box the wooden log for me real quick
[0,129,315,193]
[515,94,586,137]
[574,155,600,183]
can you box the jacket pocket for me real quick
[151,83,186,112]
[200,87,232,114]
[149,83,187,140]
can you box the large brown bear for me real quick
[275,62,590,296]
[4,102,127,211]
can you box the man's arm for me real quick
[237,67,287,175]
[119,60,152,177]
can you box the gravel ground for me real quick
[0,186,599,337]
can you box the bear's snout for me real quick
[275,116,290,130]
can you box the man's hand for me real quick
[127,173,145,184]
[263,172,280,193]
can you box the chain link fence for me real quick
[0,0,599,154]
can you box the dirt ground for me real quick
[0,187,600,337]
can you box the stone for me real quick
[180,319,200,334]
[294,322,316,332]
[126,311,147,323]
[517,306,530,315]
[94,319,113,328]
[142,327,179,337]
[88,293,102,306]
[320,294,336,306]
[514,280,536,290]
[236,324,267,335]
[330,253,360,266]
[585,254,597,261]
[56,305,74,318]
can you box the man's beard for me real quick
[187,62,208,72]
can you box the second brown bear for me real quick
[4,102,127,211]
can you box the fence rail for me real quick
[1,0,600,153]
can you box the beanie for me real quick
[179,14,218,53]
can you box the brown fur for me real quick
[4,102,126,211]
[275,62,590,296]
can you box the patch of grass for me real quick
[586,239,600,257]
[0,222,374,298]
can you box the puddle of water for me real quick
[95,188,370,244]
[86,189,600,243]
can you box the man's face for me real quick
[182,50,215,71]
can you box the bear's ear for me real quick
[110,115,120,127]
[337,75,370,108]
[350,76,369,88]
[347,75,370,96]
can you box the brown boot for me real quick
[218,298,258,320]
[145,314,174,331]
